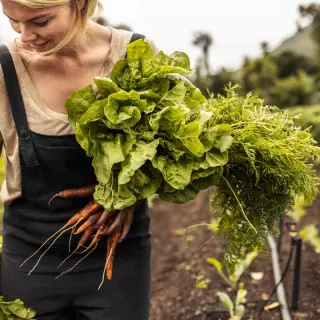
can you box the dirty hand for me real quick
[94,205,135,243]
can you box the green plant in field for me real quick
[207,252,258,289]
[286,195,308,223]
[286,195,320,254]
[206,252,257,320]
[217,283,247,320]
[299,224,320,253]
[0,237,36,320]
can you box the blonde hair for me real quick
[13,0,103,55]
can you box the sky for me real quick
[0,0,318,71]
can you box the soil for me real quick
[149,190,320,320]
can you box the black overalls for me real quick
[0,33,151,320]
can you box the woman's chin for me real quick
[28,40,51,51]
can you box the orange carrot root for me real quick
[48,185,96,206]
[56,225,107,278]
[80,225,105,254]
[78,226,95,248]
[21,199,101,274]
[74,211,103,235]
[66,200,102,227]
[106,229,122,280]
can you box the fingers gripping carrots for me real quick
[74,211,103,234]
[21,185,134,285]
[67,200,103,227]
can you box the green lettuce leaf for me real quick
[104,91,142,127]
[159,168,222,204]
[152,155,194,190]
[0,297,36,320]
[158,80,186,108]
[149,104,189,132]
[92,134,135,184]
[118,139,159,185]
[174,121,204,157]
[65,85,96,128]
[126,39,153,61]
[94,77,121,98]
[142,50,191,78]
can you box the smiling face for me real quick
[1,0,76,52]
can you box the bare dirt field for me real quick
[150,190,320,320]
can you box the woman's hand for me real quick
[94,205,135,243]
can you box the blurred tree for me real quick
[243,56,251,68]
[209,68,235,96]
[269,70,314,107]
[260,41,270,55]
[274,50,318,78]
[191,31,214,96]
[296,21,303,33]
[95,16,132,31]
[191,56,212,96]
[113,23,132,31]
[298,3,320,58]
[192,31,213,74]
[96,16,108,26]
[240,55,278,103]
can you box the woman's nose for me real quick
[19,24,37,43]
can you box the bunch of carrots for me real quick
[21,185,129,288]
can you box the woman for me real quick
[0,0,158,319]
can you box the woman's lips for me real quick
[29,40,49,48]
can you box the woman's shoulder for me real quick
[0,40,25,100]
[108,26,159,58]
[0,43,11,103]
[0,40,25,79]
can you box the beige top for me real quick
[0,27,158,205]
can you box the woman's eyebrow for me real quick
[3,12,51,22]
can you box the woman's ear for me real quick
[77,0,86,10]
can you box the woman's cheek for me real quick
[10,21,20,33]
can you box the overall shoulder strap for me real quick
[129,32,146,43]
[0,45,39,167]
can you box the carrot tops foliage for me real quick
[207,88,320,269]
